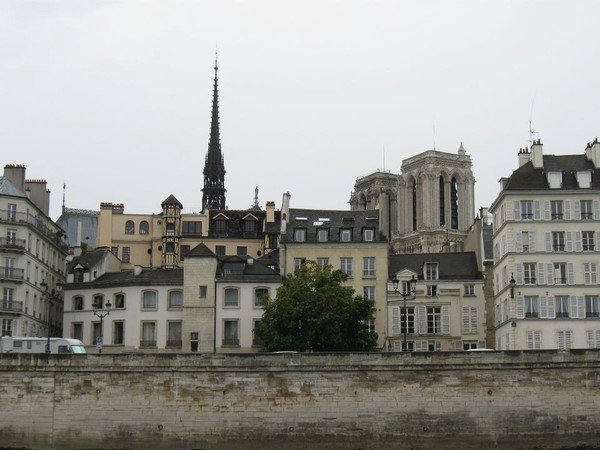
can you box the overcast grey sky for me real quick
[1,0,599,221]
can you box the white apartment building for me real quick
[0,164,67,339]
[491,139,600,350]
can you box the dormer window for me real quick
[577,171,592,188]
[547,171,562,189]
[294,228,306,242]
[424,262,439,280]
[340,229,352,242]
[317,229,329,242]
[244,220,256,235]
[215,220,227,235]
[362,228,375,242]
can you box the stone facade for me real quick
[0,351,599,449]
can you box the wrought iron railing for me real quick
[0,267,24,280]
[166,339,182,348]
[0,237,26,249]
[222,338,239,346]
[0,209,68,252]
[139,340,157,347]
[0,301,23,313]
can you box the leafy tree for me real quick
[256,261,378,352]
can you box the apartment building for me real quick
[491,139,600,350]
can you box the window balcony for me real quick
[0,267,24,281]
[525,312,539,318]
[555,312,569,318]
[166,339,182,348]
[139,340,157,347]
[0,209,67,252]
[0,238,26,251]
[222,338,240,346]
[586,312,599,318]
[0,300,23,313]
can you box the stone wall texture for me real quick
[1,350,600,450]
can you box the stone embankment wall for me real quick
[1,351,599,450]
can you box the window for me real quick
[93,294,104,310]
[586,330,600,349]
[267,234,278,249]
[554,263,567,285]
[555,296,569,318]
[166,222,175,235]
[142,291,157,310]
[581,200,593,219]
[340,258,352,276]
[253,320,263,347]
[521,200,534,220]
[464,284,475,296]
[583,231,595,251]
[114,293,125,309]
[316,257,329,269]
[182,221,202,235]
[224,288,239,307]
[317,229,329,242]
[293,257,306,274]
[190,332,199,352]
[525,296,539,318]
[125,220,135,234]
[6,229,16,245]
[244,220,256,235]
[363,318,376,334]
[180,245,191,260]
[427,285,437,297]
[463,341,478,350]
[400,307,415,334]
[584,262,598,285]
[427,307,442,333]
[557,330,572,349]
[140,322,156,347]
[363,286,375,304]
[2,319,13,336]
[524,263,536,284]
[110,246,118,256]
[122,247,130,263]
[92,322,101,344]
[552,232,565,251]
[113,321,124,345]
[215,245,226,256]
[254,288,269,308]
[362,228,375,242]
[340,229,352,242]
[522,231,530,252]
[294,228,306,242]
[526,330,541,349]
[168,290,183,309]
[72,323,83,341]
[585,295,599,318]
[139,221,149,235]
[7,203,16,221]
[165,242,175,253]
[223,320,239,346]
[167,321,182,347]
[199,285,208,298]
[424,262,438,280]
[550,200,563,220]
[462,306,478,334]
[215,220,227,235]
[72,296,84,311]
[363,257,375,277]
[236,246,247,256]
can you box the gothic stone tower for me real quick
[350,144,475,253]
[202,57,226,211]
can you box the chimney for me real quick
[585,138,600,168]
[280,192,291,235]
[3,164,26,191]
[518,147,531,167]
[266,201,275,223]
[530,139,543,169]
[480,207,489,225]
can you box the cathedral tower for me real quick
[202,56,226,211]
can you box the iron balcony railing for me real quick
[0,300,23,313]
[166,339,182,348]
[139,340,157,347]
[222,338,239,346]
[0,267,25,280]
[0,237,26,250]
[0,209,68,252]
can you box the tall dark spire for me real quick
[202,53,226,211]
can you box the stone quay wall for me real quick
[1,350,599,450]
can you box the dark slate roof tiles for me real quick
[389,252,483,281]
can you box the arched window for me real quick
[451,177,459,229]
[125,220,135,234]
[439,176,445,227]
[139,221,149,235]
[114,293,125,309]
[72,296,84,311]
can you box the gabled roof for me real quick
[218,255,281,282]
[389,252,483,281]
[161,194,183,208]
[67,247,113,273]
[186,243,216,258]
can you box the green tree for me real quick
[256,261,378,352]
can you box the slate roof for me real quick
[0,177,27,198]
[206,209,268,239]
[66,268,184,290]
[161,194,183,208]
[258,248,280,268]
[57,208,99,248]
[281,208,384,243]
[504,156,600,191]
[186,243,216,258]
[218,255,281,283]
[67,247,113,273]
[389,252,483,281]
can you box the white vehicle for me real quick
[0,336,87,354]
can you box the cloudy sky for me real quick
[1,0,599,220]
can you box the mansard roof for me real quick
[504,156,600,191]
[389,252,483,281]
[77,268,184,289]
[217,255,281,282]
[206,209,268,239]
[0,176,27,198]
[281,208,384,243]
[67,247,113,272]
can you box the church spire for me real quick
[202,53,226,211]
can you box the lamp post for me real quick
[40,280,51,353]
[93,300,112,353]
[391,274,417,351]
[509,273,516,299]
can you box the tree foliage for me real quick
[255,261,378,352]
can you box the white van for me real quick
[0,336,87,354]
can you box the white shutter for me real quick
[565,200,571,220]
[539,296,549,318]
[573,199,580,220]
[594,200,600,220]
[441,305,450,334]
[570,296,584,319]
[584,263,591,284]
[534,201,541,220]
[566,232,573,252]
[545,232,552,252]
[462,307,470,334]
[592,263,598,284]
[414,340,427,352]
[393,341,403,352]
[575,231,582,252]
[546,263,554,285]
[516,296,525,319]
[567,263,575,285]
[513,201,521,220]
[544,200,550,220]
[501,235,507,256]
[392,306,400,335]
[515,232,523,252]
[547,295,556,318]
[516,263,524,285]
[529,231,536,252]
[415,306,427,335]
[537,263,545,285]
[586,330,600,348]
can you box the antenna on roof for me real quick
[529,93,538,146]
[433,123,436,151]
[383,146,386,172]
[62,181,66,213]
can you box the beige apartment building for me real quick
[491,139,600,350]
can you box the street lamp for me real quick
[391,274,417,351]
[40,280,51,353]
[93,299,112,353]
[509,273,516,299]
